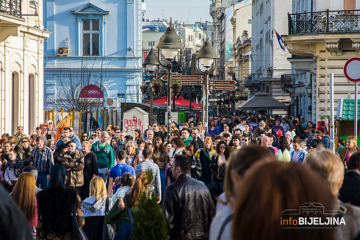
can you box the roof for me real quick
[337,99,360,120]
[71,3,109,15]
[142,21,168,32]
[193,27,202,32]
[236,92,288,110]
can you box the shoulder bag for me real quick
[103,197,115,240]
[71,199,88,240]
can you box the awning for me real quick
[236,92,288,110]
[146,96,202,110]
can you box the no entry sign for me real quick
[344,57,360,82]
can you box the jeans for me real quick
[37,172,49,189]
[160,170,165,199]
[98,168,109,185]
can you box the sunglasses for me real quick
[83,135,88,138]
[22,141,28,143]
[116,131,121,133]
[220,146,226,149]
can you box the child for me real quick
[291,139,307,163]
[112,173,135,208]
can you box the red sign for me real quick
[344,57,360,82]
[79,85,103,98]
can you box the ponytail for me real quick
[129,172,149,208]
[120,173,135,187]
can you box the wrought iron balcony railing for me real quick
[0,0,22,17]
[288,9,360,35]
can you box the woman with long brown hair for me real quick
[340,136,360,169]
[231,161,335,240]
[210,141,229,182]
[11,172,38,239]
[169,137,185,158]
[210,145,276,240]
[153,137,168,198]
[105,172,150,231]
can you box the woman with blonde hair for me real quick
[220,124,232,138]
[105,172,150,231]
[197,123,205,141]
[82,177,113,240]
[11,172,38,238]
[340,136,360,169]
[196,137,216,184]
[125,141,139,167]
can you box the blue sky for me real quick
[144,0,212,24]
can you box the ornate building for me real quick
[0,0,50,134]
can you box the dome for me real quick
[193,27,202,32]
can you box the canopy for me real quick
[236,92,288,110]
[147,96,202,110]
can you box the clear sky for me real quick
[144,0,212,24]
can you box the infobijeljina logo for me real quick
[281,202,346,229]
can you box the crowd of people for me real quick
[1,113,360,240]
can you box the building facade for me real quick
[43,0,144,111]
[245,0,292,115]
[0,0,50,135]
[284,0,360,121]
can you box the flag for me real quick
[274,29,286,51]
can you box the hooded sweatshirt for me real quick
[81,196,113,217]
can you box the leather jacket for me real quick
[189,155,202,180]
[163,174,215,240]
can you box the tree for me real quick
[131,169,167,240]
[46,57,109,111]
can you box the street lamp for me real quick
[143,47,160,124]
[156,18,183,140]
[196,38,219,134]
[306,85,312,97]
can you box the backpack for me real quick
[113,195,133,240]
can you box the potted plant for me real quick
[151,82,163,97]
[170,80,182,97]
[140,85,148,94]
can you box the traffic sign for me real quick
[344,57,360,82]
[210,80,236,85]
[181,80,204,85]
[161,75,204,81]
[209,85,237,90]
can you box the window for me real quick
[83,19,99,56]
[148,41,155,47]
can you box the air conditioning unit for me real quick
[57,47,69,56]
[105,97,118,108]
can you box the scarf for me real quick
[182,136,193,146]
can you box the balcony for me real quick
[0,0,22,17]
[288,9,360,35]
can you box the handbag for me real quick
[103,197,115,240]
[71,199,88,240]
[113,195,133,240]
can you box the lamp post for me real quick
[196,39,219,134]
[143,47,160,124]
[156,18,183,140]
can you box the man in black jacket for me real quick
[163,155,215,240]
[191,128,204,149]
[339,152,360,207]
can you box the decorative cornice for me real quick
[325,40,342,56]
[351,39,360,55]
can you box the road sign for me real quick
[209,80,236,85]
[161,75,204,81]
[344,57,360,82]
[209,85,237,90]
[181,80,204,85]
